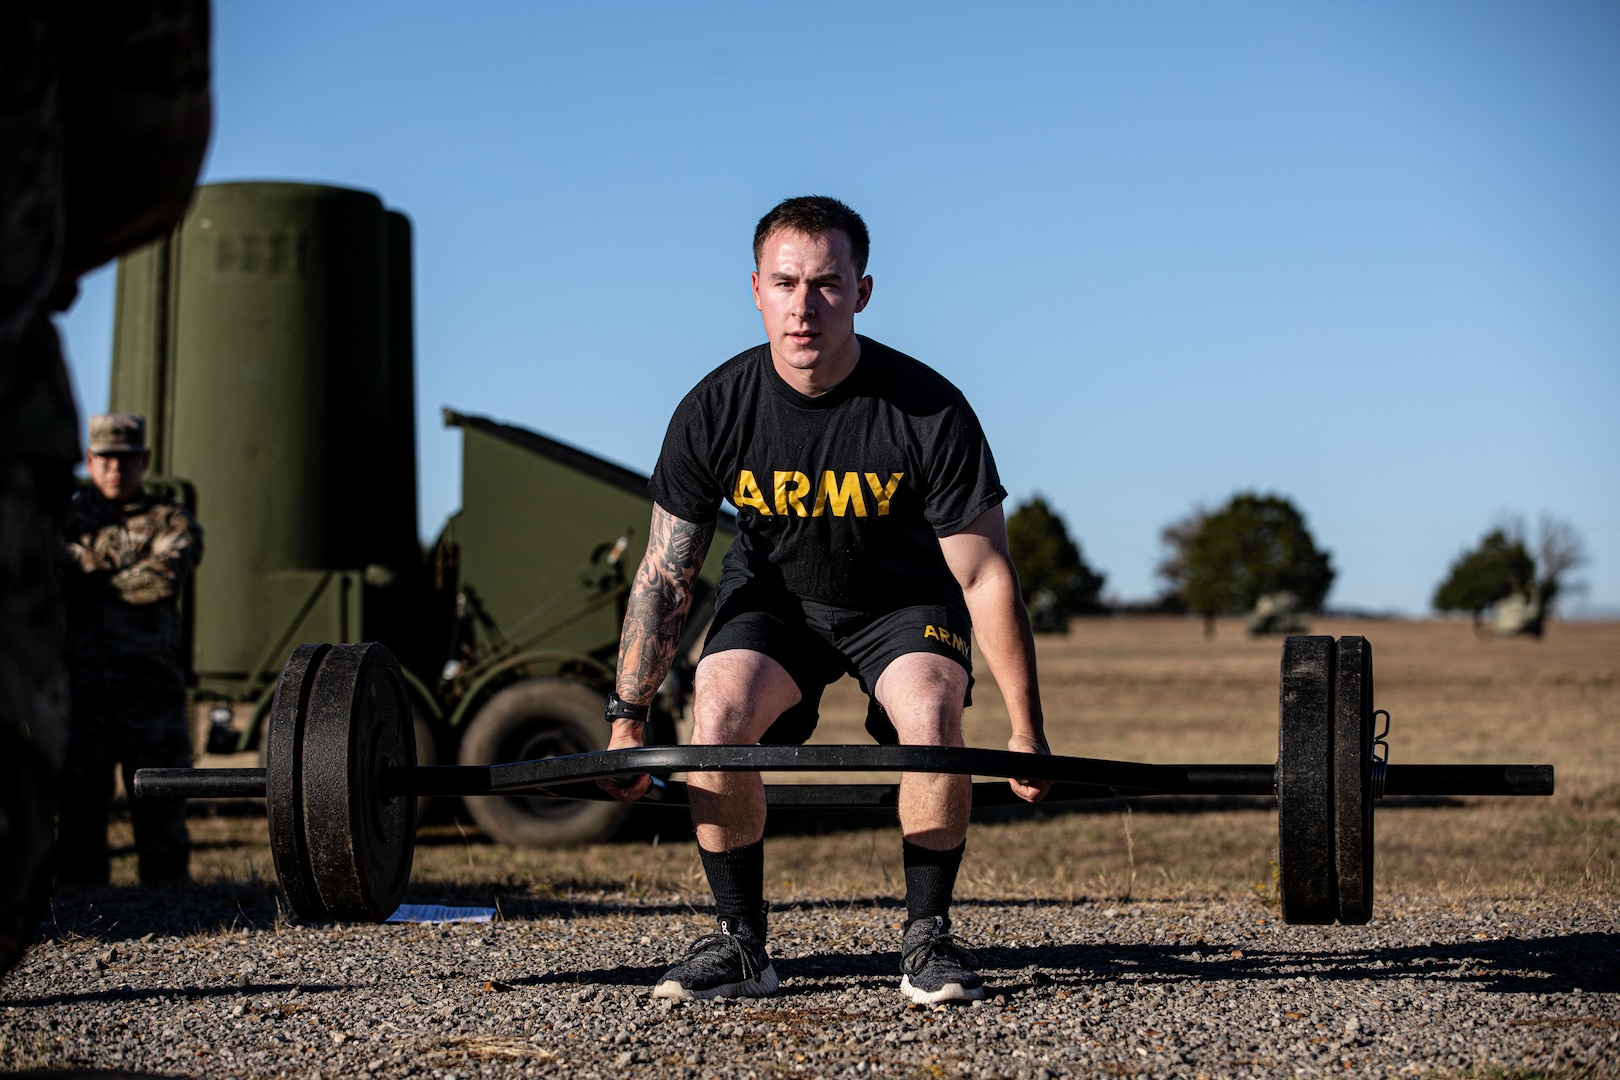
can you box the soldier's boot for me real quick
[129,776,189,885]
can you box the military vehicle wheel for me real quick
[456,678,632,846]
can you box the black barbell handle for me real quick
[421,745,1241,797]
[131,746,1554,801]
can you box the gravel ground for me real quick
[3,890,1616,1078]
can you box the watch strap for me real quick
[604,692,650,724]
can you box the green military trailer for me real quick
[110,181,733,844]
[435,408,733,843]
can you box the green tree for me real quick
[1158,492,1335,636]
[1006,496,1106,632]
[1432,528,1535,624]
[1433,517,1585,636]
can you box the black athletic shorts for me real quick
[699,574,975,745]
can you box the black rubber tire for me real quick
[456,678,632,846]
[1277,635,1336,925]
[1333,636,1374,924]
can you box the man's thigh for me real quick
[832,600,975,743]
[700,581,846,744]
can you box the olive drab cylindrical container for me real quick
[110,182,419,693]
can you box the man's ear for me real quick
[751,270,764,312]
[855,275,873,313]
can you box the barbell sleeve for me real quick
[1383,764,1553,797]
[132,768,268,800]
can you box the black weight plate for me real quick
[1334,636,1374,924]
[300,643,416,921]
[1277,635,1336,924]
[265,644,332,922]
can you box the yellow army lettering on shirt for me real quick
[732,470,904,518]
[923,623,969,656]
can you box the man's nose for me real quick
[790,286,815,319]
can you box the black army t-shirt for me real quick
[649,336,1007,612]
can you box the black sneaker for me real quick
[652,917,779,1001]
[899,915,985,1004]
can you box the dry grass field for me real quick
[136,616,1618,923]
[21,617,1612,1080]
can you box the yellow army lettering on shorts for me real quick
[922,624,969,656]
[732,469,904,518]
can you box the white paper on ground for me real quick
[385,904,495,924]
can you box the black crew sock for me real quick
[903,838,966,925]
[698,839,767,939]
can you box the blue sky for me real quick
[59,1,1619,615]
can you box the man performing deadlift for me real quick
[600,196,1052,1004]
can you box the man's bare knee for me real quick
[692,650,799,746]
[875,653,969,747]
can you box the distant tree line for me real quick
[1006,490,1333,637]
[1006,493,1586,640]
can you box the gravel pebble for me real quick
[3,893,1615,1077]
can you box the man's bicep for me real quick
[938,504,1013,592]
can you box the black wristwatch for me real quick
[603,692,650,724]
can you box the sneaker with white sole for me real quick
[899,915,985,1004]
[651,917,779,1001]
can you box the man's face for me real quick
[751,227,872,386]
[87,451,149,502]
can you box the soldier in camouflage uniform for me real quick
[57,413,204,885]
[1,0,210,969]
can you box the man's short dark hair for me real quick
[753,196,870,276]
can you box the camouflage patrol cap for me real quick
[88,413,148,454]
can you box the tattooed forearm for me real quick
[616,504,716,703]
